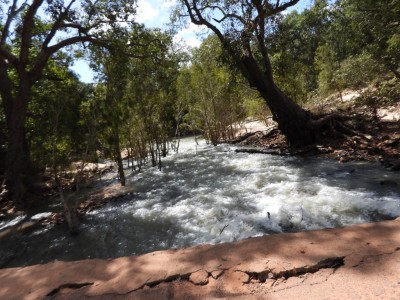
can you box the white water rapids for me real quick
[1,137,399,267]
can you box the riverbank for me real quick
[232,100,400,170]
[1,217,400,299]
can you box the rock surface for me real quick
[189,270,209,285]
[1,218,400,299]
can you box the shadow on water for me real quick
[1,211,192,268]
[285,156,399,195]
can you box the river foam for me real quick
[1,137,399,267]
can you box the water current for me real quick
[1,137,399,268]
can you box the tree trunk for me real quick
[114,134,125,186]
[240,55,316,147]
[4,83,31,205]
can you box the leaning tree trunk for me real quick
[240,55,316,148]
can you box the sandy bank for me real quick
[1,218,400,299]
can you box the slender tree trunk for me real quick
[114,133,125,186]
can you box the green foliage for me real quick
[268,0,331,101]
[91,26,183,168]
[27,66,92,171]
[335,52,382,90]
[268,0,400,101]
[339,0,400,77]
[243,97,270,124]
[177,35,249,145]
[375,77,400,105]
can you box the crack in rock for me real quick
[127,257,345,294]
[140,272,192,290]
[136,268,228,291]
[352,247,400,268]
[245,256,345,282]
[46,282,94,297]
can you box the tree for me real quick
[177,35,247,145]
[0,0,138,205]
[91,27,181,174]
[177,0,337,149]
[120,29,182,169]
[268,0,330,102]
[339,0,400,79]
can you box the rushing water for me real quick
[1,137,399,268]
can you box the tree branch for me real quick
[20,0,45,68]
[182,1,226,49]
[1,0,28,45]
[0,46,19,68]
[42,0,77,49]
[268,0,300,15]
[31,35,107,82]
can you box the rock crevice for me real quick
[244,256,345,283]
[46,282,94,297]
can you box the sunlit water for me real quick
[1,137,399,268]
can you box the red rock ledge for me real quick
[1,218,400,299]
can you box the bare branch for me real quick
[213,12,246,25]
[182,0,226,47]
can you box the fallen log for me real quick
[234,148,283,155]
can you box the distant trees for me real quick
[268,0,329,102]
[177,35,248,145]
[268,0,400,99]
[342,0,399,79]
[91,27,183,176]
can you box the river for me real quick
[1,137,399,268]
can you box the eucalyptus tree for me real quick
[177,35,246,145]
[0,0,139,204]
[122,29,182,169]
[176,0,340,148]
[90,26,132,186]
[92,27,181,174]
